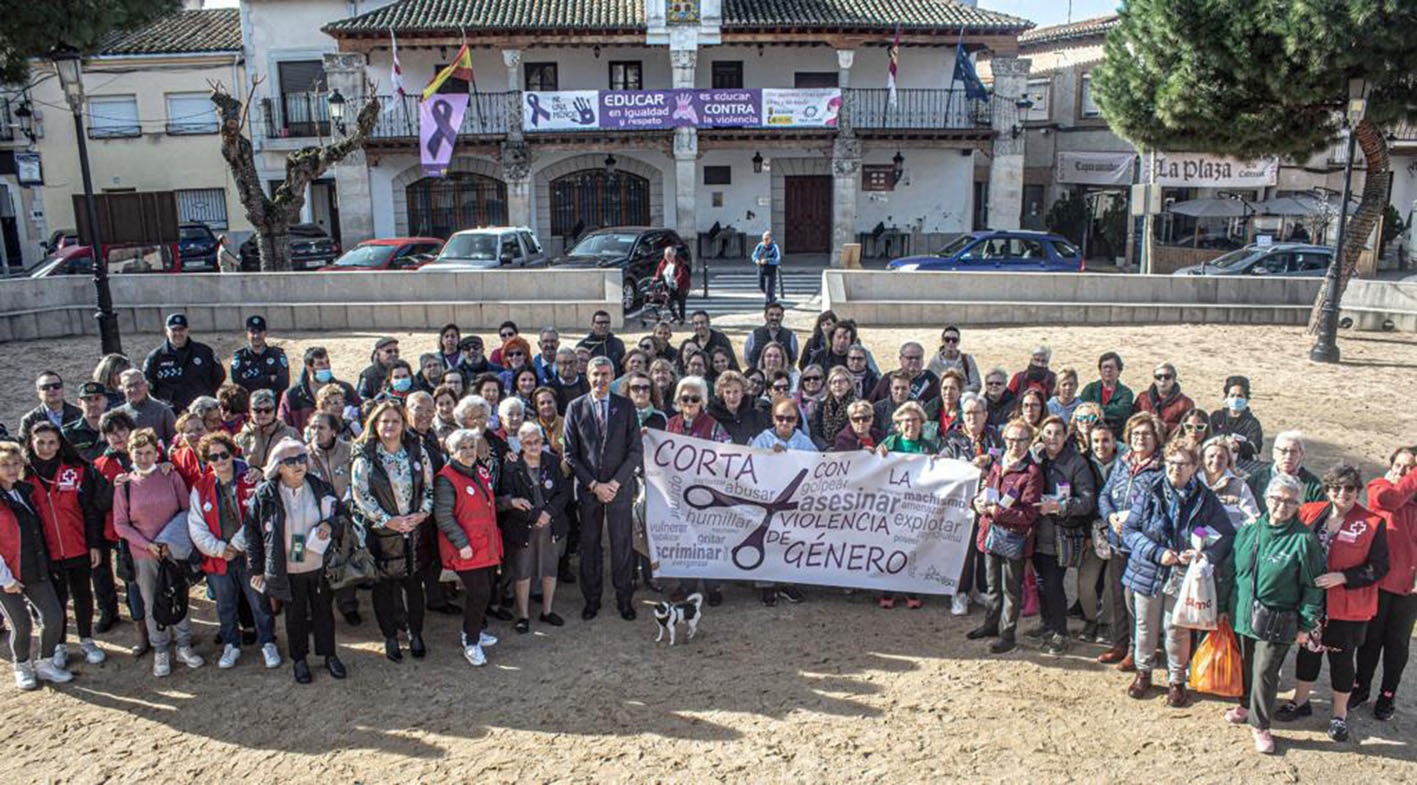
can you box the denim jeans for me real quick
[211,560,275,647]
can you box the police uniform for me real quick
[142,313,226,412]
[231,316,289,394]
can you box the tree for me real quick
[1094,0,1417,334]
[0,0,177,84]
[210,79,379,271]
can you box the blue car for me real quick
[888,230,1085,272]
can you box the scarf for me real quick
[821,393,855,446]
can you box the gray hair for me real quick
[555,346,576,361]
[119,368,146,386]
[540,327,558,340]
[960,391,987,412]
[517,421,545,443]
[188,396,220,416]
[1031,345,1052,361]
[406,390,434,409]
[1153,361,1178,379]
[1264,472,1304,502]
[454,395,490,426]
[588,356,614,373]
[675,375,709,402]
[900,341,923,356]
[445,428,482,454]
[1274,429,1305,453]
[250,388,277,408]
[986,366,1008,382]
[498,396,525,421]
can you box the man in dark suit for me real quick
[563,356,643,621]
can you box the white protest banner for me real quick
[1057,151,1136,186]
[523,90,600,132]
[1151,153,1278,187]
[761,88,841,128]
[643,432,979,593]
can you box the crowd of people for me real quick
[0,303,1412,756]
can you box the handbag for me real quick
[1091,519,1113,560]
[1056,526,1087,569]
[115,482,136,581]
[984,523,1028,560]
[1248,530,1299,644]
[325,521,378,591]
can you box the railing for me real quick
[371,92,514,139]
[0,98,14,142]
[847,88,992,130]
[261,91,330,139]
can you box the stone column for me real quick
[503,49,524,141]
[501,49,532,228]
[831,137,861,268]
[836,49,855,135]
[670,49,698,250]
[323,52,374,245]
[987,55,1031,231]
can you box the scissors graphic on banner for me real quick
[684,469,807,570]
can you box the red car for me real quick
[317,237,444,271]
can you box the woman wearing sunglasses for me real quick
[1176,409,1211,450]
[1277,464,1388,742]
[794,364,827,427]
[1068,402,1105,456]
[1135,362,1194,439]
[665,377,729,606]
[833,400,884,452]
[237,388,299,471]
[874,402,938,610]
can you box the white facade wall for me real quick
[856,148,973,235]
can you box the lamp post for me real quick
[52,47,121,355]
[1309,79,1367,364]
[327,89,347,135]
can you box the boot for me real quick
[130,620,150,658]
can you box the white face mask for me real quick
[1226,396,1248,412]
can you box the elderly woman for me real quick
[113,428,203,677]
[170,412,209,488]
[238,389,299,470]
[189,396,223,436]
[454,395,510,487]
[710,371,769,446]
[833,400,884,451]
[1202,436,1260,528]
[1096,412,1168,668]
[873,401,938,610]
[983,367,1015,427]
[434,429,504,665]
[1353,445,1417,721]
[1210,375,1264,466]
[496,336,534,391]
[1279,464,1389,742]
[498,397,527,453]
[1047,368,1081,423]
[1122,441,1234,707]
[968,419,1043,653]
[1246,430,1325,516]
[751,398,817,452]
[1226,473,1326,755]
[1135,362,1194,438]
[665,376,729,605]
[247,437,348,684]
[92,353,133,409]
[844,344,878,399]
[1029,415,1098,656]
[1079,351,1133,438]
[0,442,75,689]
[497,423,573,635]
[653,245,691,323]
[1008,345,1056,398]
[941,392,1002,616]
[351,401,435,663]
[1077,418,1121,642]
[795,364,827,426]
[809,366,857,451]
[316,383,361,440]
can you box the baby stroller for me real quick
[638,277,671,327]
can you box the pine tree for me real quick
[0,0,178,83]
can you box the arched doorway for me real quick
[405,172,508,238]
[549,170,651,237]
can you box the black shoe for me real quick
[778,586,805,603]
[990,636,1017,654]
[241,628,257,646]
[429,603,462,616]
[293,659,312,684]
[342,609,362,627]
[487,606,515,622]
[384,637,403,662]
[558,568,577,585]
[645,580,665,594]
[1347,684,1369,708]
[761,588,778,607]
[515,618,530,634]
[409,634,427,659]
[1081,621,1099,641]
[539,612,565,627]
[620,606,637,621]
[966,625,999,640]
[707,588,723,607]
[581,605,599,621]
[1328,717,1351,742]
[325,655,346,679]
[95,613,117,634]
[1275,701,1313,722]
[1374,691,1396,721]
[1043,633,1069,656]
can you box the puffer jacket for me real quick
[1121,475,1235,602]
[244,473,347,602]
[1097,451,1164,552]
[1366,469,1417,596]
[1032,443,1097,556]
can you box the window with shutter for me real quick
[166,92,218,134]
[88,95,140,138]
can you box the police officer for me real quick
[61,382,110,462]
[231,315,290,395]
[142,313,225,412]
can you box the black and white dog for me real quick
[652,592,704,646]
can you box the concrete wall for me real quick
[1341,278,1417,332]
[0,268,621,342]
[821,269,1326,326]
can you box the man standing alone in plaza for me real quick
[563,357,643,622]
[752,231,782,305]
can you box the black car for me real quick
[550,226,691,310]
[238,223,339,271]
[177,222,220,271]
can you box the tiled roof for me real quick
[324,0,1031,35]
[1018,14,1119,47]
[100,8,242,55]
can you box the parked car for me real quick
[1171,243,1332,277]
[41,229,79,256]
[177,222,220,271]
[888,230,1084,273]
[419,226,546,273]
[30,245,94,278]
[318,237,444,272]
[238,223,339,271]
[550,226,692,310]
[30,245,184,277]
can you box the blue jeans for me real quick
[758,264,779,303]
[212,560,274,647]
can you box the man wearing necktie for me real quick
[563,356,643,621]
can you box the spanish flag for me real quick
[422,43,474,101]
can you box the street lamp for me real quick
[752,151,763,173]
[604,153,617,174]
[13,101,35,143]
[1309,78,1367,364]
[892,151,905,185]
[327,89,347,135]
[51,46,121,355]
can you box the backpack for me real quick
[151,557,190,631]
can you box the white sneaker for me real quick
[951,593,970,616]
[153,650,172,678]
[463,643,486,667]
[51,644,68,670]
[478,631,498,648]
[80,638,107,664]
[175,646,205,669]
[13,661,38,691]
[34,660,74,684]
[261,643,281,669]
[972,589,987,605]
[218,644,241,669]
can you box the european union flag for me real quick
[953,40,989,102]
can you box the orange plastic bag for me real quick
[1189,619,1244,698]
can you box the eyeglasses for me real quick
[1003,436,1029,444]
[1183,423,1208,432]
[206,451,232,462]
[802,376,822,383]
[507,351,525,358]
[850,415,872,423]
[1165,460,1194,469]
[252,407,274,415]
[280,454,309,467]
[499,331,516,339]
[774,415,798,424]
[592,319,611,326]
[772,384,790,392]
[1327,484,1359,493]
[941,336,959,344]
[1154,373,1174,381]
[39,381,63,391]
[1266,495,1299,507]
[848,355,866,363]
[679,395,702,404]
[629,384,651,392]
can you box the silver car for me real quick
[419,226,547,271]
[1172,243,1332,277]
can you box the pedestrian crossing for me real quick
[632,269,823,321]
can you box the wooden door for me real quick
[784,175,832,253]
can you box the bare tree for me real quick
[210,77,379,271]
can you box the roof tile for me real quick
[1018,14,1118,47]
[99,8,242,56]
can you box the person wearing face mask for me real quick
[1135,362,1193,438]
[238,389,300,471]
[279,346,359,433]
[374,360,418,404]
[1210,375,1264,468]
[1246,430,1325,516]
[357,337,402,402]
[1079,352,1134,438]
[1007,346,1057,399]
[927,326,981,393]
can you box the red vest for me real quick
[0,502,27,583]
[1367,472,1417,596]
[28,463,89,562]
[93,454,125,542]
[1300,502,1384,622]
[170,446,204,490]
[435,464,503,572]
[193,469,257,575]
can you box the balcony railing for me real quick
[371,92,513,139]
[848,88,992,130]
[0,98,14,142]
[261,91,330,139]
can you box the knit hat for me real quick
[263,436,309,479]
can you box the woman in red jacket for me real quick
[653,246,692,325]
[24,423,106,667]
[968,418,1043,654]
[434,428,505,667]
[1134,362,1194,438]
[1353,445,1417,721]
[1277,464,1388,742]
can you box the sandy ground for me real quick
[1,321,1415,783]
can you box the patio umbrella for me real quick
[1166,197,1254,218]
[1255,194,1357,216]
